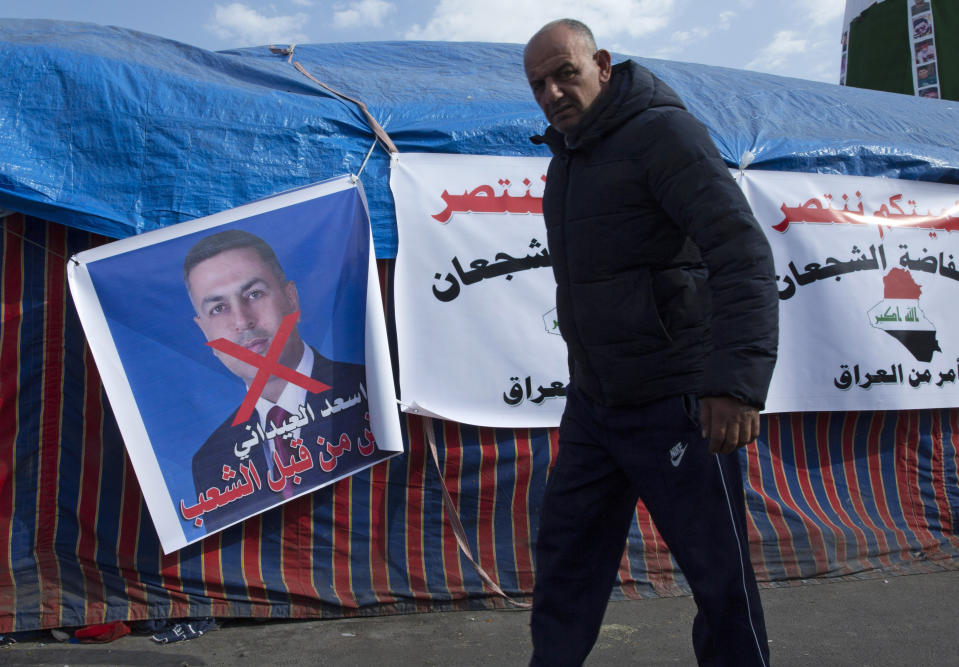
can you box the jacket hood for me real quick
[532,60,687,153]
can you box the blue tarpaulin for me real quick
[2,19,959,256]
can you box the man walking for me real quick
[524,19,778,666]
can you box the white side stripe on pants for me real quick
[715,456,768,667]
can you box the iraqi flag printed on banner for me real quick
[867,268,940,363]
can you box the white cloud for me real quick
[798,0,844,27]
[291,0,314,6]
[742,29,839,83]
[405,0,677,44]
[735,2,843,82]
[333,0,396,28]
[208,3,309,45]
[795,35,841,83]
[745,29,808,72]
[672,26,711,44]
[654,10,735,59]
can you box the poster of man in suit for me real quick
[184,228,385,532]
[68,177,402,552]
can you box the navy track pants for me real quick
[530,386,769,666]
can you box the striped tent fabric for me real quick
[1,214,957,632]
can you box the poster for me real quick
[68,176,402,553]
[909,0,940,99]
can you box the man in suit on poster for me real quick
[183,229,383,532]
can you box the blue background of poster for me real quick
[85,187,369,535]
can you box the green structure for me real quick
[844,0,958,101]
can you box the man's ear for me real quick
[594,49,612,83]
[285,281,300,313]
[193,314,212,341]
[193,314,219,352]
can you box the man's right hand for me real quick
[700,395,760,455]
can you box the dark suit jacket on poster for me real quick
[188,347,387,532]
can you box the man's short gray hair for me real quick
[526,19,598,54]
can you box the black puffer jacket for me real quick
[533,61,778,408]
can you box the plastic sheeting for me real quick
[2,19,959,257]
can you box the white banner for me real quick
[392,154,959,425]
[391,153,565,427]
[744,169,959,413]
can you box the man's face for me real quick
[188,247,301,386]
[524,26,612,134]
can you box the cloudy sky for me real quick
[3,0,845,83]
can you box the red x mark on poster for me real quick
[205,310,331,426]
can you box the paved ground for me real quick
[4,569,958,666]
